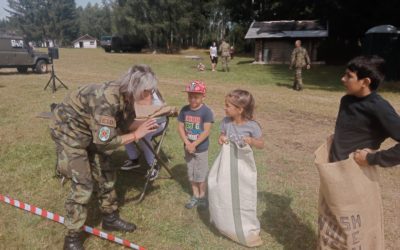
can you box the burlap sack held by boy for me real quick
[314,136,384,250]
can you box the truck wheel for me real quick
[17,67,28,73]
[35,60,48,74]
[105,48,111,53]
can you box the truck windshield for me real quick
[101,36,112,42]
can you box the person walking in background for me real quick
[289,40,310,91]
[219,38,231,72]
[209,41,218,72]
[177,80,214,210]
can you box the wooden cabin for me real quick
[245,20,328,64]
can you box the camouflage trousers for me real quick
[293,67,303,90]
[221,56,230,72]
[51,134,118,235]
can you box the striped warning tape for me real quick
[0,194,145,250]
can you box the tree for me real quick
[77,1,112,40]
[45,0,79,45]
[5,0,79,45]
[5,0,47,41]
[112,0,217,51]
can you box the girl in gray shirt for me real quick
[218,89,264,149]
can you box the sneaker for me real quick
[197,197,208,209]
[185,197,198,209]
[147,166,160,181]
[120,158,140,170]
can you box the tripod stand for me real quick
[44,62,68,93]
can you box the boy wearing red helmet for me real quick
[178,80,214,209]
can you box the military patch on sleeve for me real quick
[98,115,116,128]
[98,126,111,142]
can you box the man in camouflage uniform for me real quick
[50,65,158,250]
[219,38,231,72]
[290,40,311,91]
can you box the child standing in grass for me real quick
[315,55,400,250]
[218,89,264,150]
[209,89,264,247]
[178,80,214,209]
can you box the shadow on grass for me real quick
[197,206,221,237]
[236,60,254,65]
[275,82,293,89]
[170,163,190,195]
[112,150,160,205]
[82,148,176,229]
[259,192,316,250]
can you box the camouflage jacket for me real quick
[219,41,231,57]
[51,81,134,151]
[290,47,310,68]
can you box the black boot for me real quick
[102,212,136,232]
[63,232,84,250]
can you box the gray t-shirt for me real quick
[178,104,214,152]
[220,117,262,146]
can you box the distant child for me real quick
[178,80,214,209]
[197,62,205,71]
[218,89,264,150]
[330,55,400,166]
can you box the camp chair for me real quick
[130,115,174,203]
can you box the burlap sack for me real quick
[314,137,384,250]
[208,142,263,247]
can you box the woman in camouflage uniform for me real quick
[50,64,159,250]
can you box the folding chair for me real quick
[132,116,174,203]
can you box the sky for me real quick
[0,0,103,20]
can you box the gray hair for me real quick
[118,64,158,104]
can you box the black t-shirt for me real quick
[330,92,400,167]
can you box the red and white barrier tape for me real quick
[0,194,145,250]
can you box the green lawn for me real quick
[0,48,399,250]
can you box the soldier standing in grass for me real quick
[50,65,159,250]
[219,38,231,72]
[289,40,310,91]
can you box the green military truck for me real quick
[100,35,146,53]
[0,34,50,73]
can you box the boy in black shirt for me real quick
[330,56,400,167]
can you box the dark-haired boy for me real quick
[330,55,400,167]
[318,56,400,250]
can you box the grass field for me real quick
[0,48,399,250]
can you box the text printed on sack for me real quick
[319,203,362,249]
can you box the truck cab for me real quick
[0,34,50,73]
[100,35,112,52]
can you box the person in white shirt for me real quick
[209,41,218,72]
